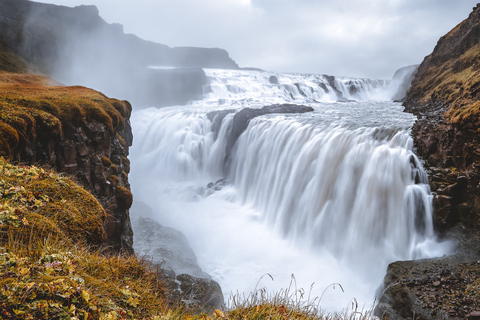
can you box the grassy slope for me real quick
[405,6,480,126]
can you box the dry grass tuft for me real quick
[0,157,106,247]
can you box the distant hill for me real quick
[0,0,239,106]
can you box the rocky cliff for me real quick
[404,3,480,237]
[0,0,239,106]
[0,65,134,252]
[377,4,480,319]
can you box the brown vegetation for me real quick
[0,71,132,159]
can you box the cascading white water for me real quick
[230,118,446,277]
[130,68,454,313]
[202,69,394,105]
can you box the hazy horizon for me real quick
[34,0,477,79]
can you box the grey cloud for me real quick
[35,0,477,79]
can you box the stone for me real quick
[269,75,279,84]
[161,272,224,312]
[131,206,212,279]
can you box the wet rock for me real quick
[132,202,225,311]
[207,179,229,192]
[226,104,314,162]
[376,248,480,320]
[132,203,211,279]
[206,104,314,173]
[162,272,224,312]
[269,75,279,84]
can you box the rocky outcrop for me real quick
[131,202,225,311]
[376,247,480,319]
[377,4,480,318]
[0,73,134,252]
[207,104,314,169]
[403,3,480,237]
[132,207,211,279]
[0,0,238,106]
[162,273,225,312]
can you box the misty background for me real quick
[35,0,477,79]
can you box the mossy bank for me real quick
[0,70,134,252]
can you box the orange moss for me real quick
[121,155,130,174]
[413,45,480,125]
[101,155,112,167]
[115,185,133,210]
[0,72,131,159]
[0,158,106,246]
[107,174,120,185]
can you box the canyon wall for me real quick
[377,4,480,319]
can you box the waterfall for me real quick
[130,69,454,312]
[202,69,395,105]
[230,118,443,271]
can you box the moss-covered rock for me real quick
[0,72,134,253]
[0,157,106,246]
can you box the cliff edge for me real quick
[404,3,480,236]
[377,4,480,319]
[0,61,134,252]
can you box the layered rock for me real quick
[377,4,480,318]
[0,71,134,252]
[404,3,480,237]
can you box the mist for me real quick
[0,0,238,107]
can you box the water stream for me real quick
[129,68,453,312]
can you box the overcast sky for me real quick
[35,0,477,79]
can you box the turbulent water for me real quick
[130,69,454,312]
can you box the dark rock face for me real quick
[207,104,314,170]
[377,4,480,318]
[376,245,480,320]
[402,4,480,237]
[0,0,237,106]
[162,273,225,312]
[16,116,134,253]
[269,75,279,84]
[411,119,480,234]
